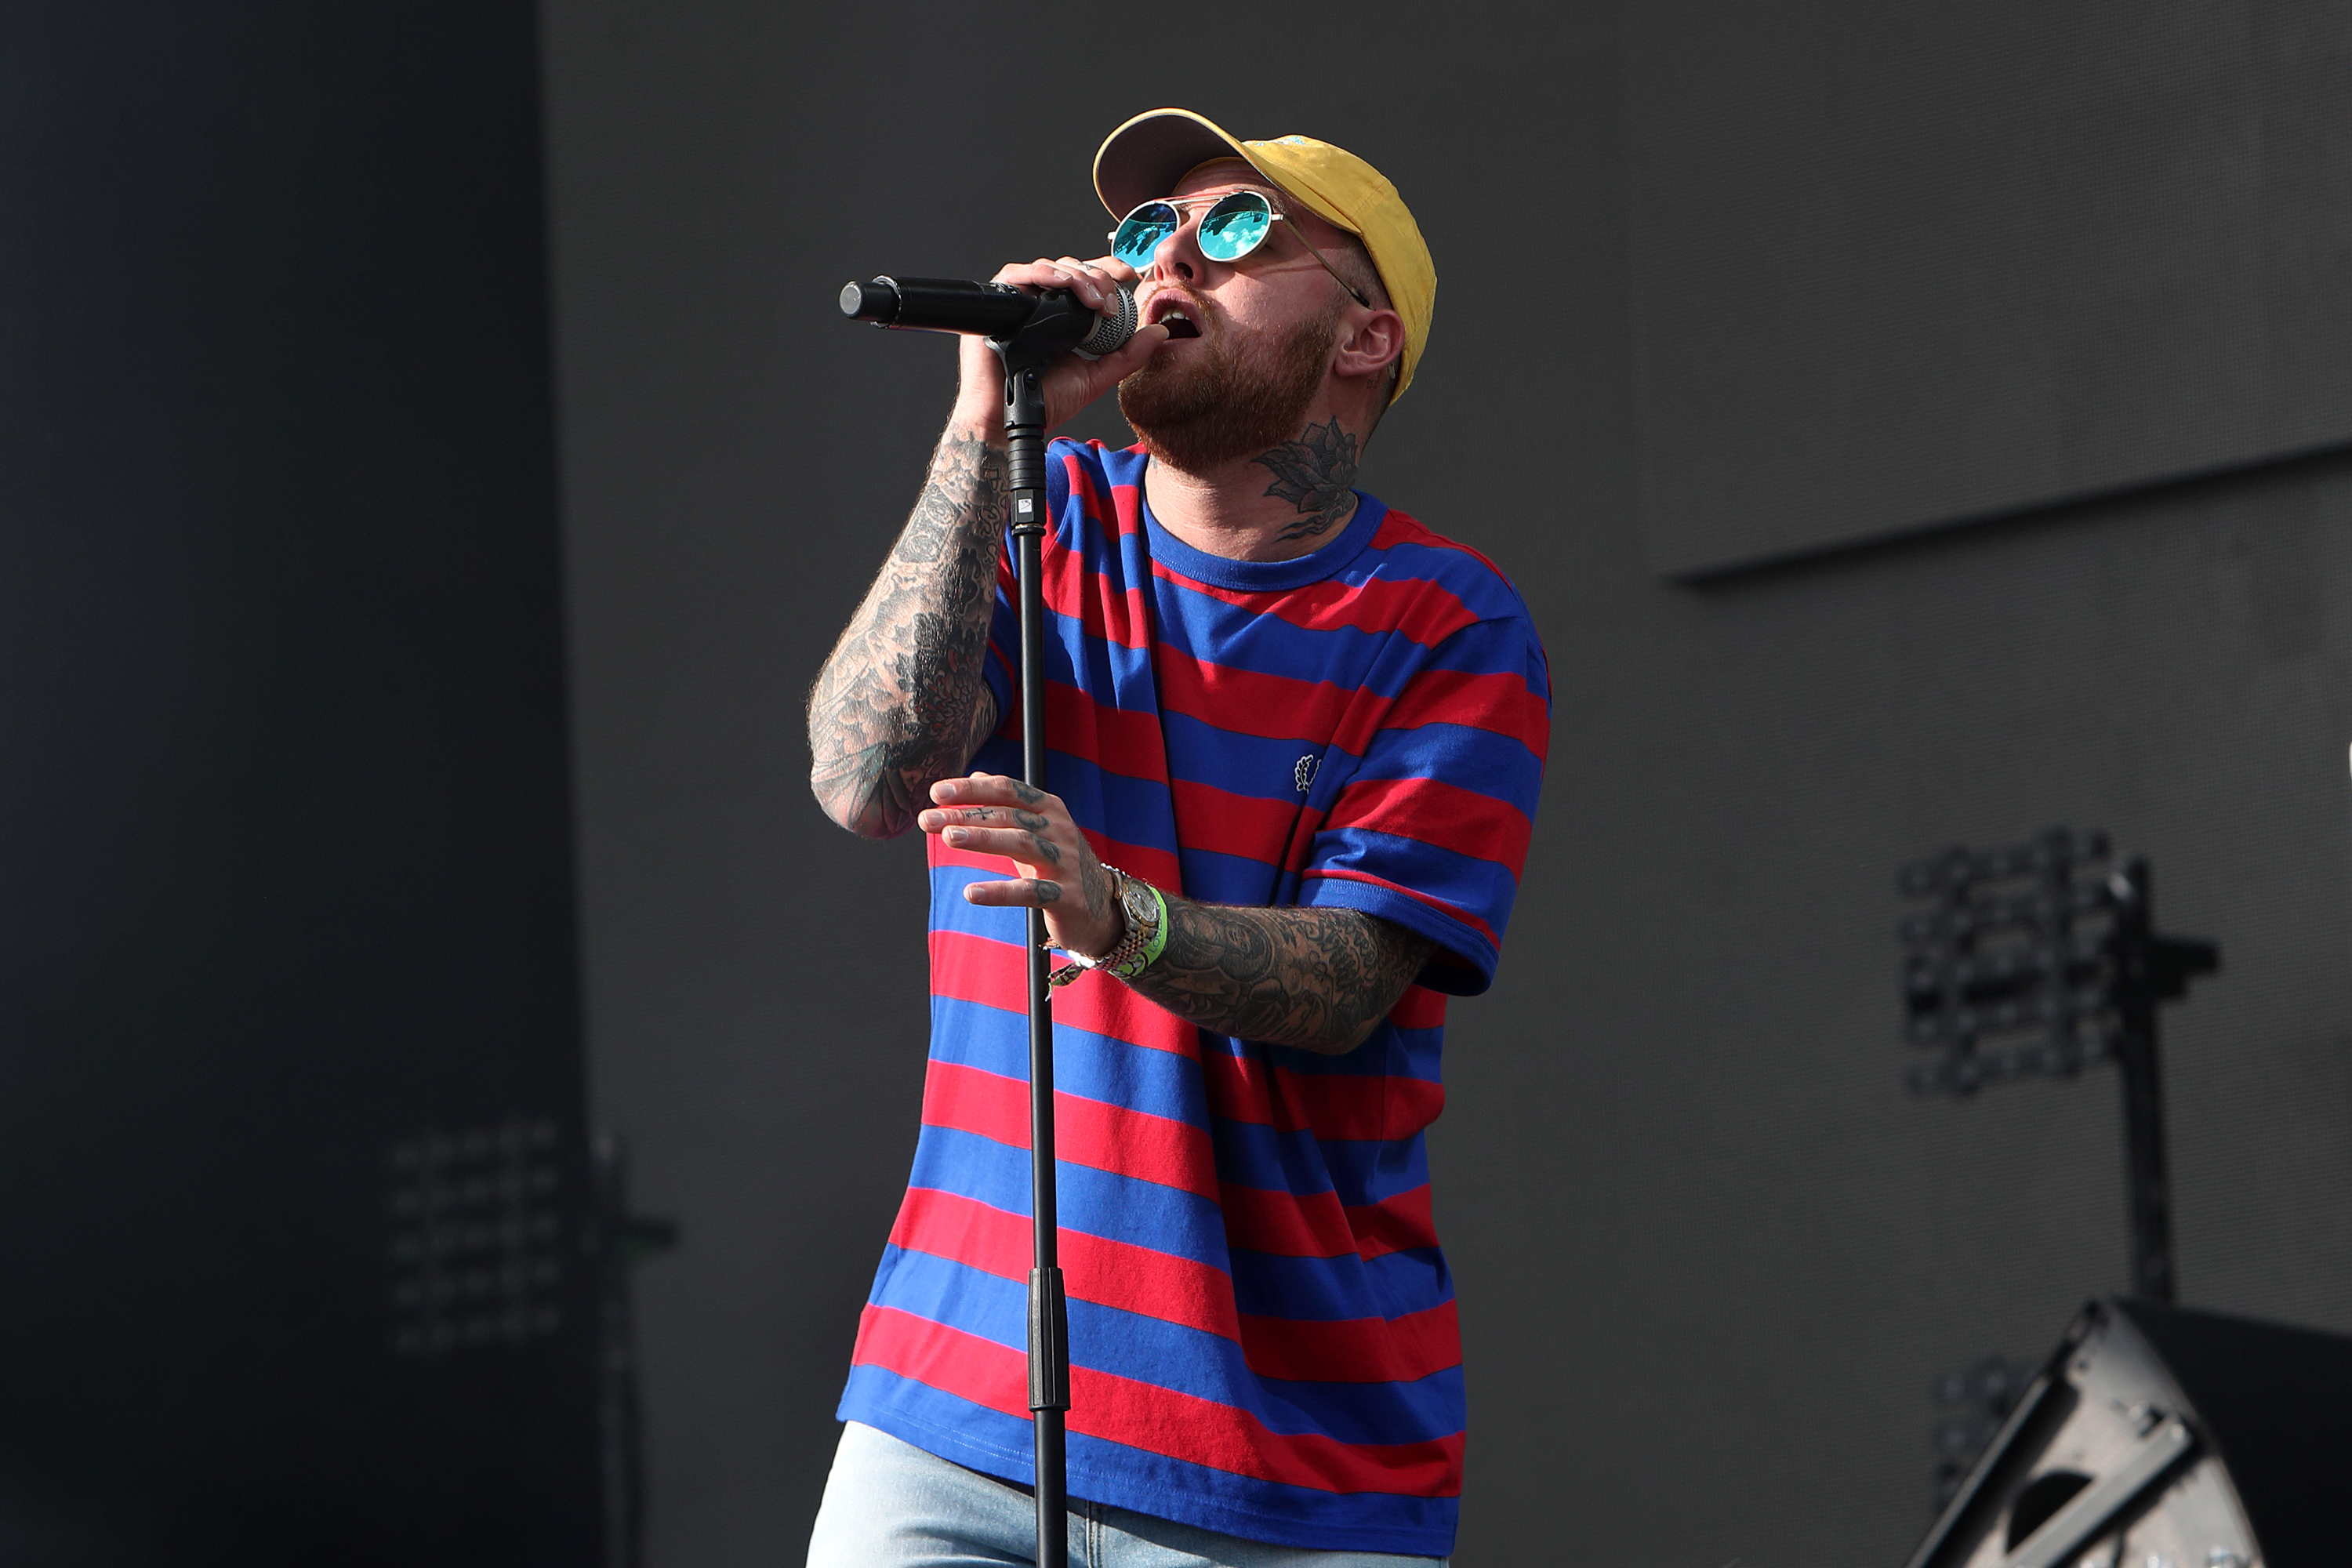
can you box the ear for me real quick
[1331,306,1405,388]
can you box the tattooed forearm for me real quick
[1125,900,1435,1054]
[1252,417,1360,542]
[807,428,1007,837]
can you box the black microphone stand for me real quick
[842,272,1131,1568]
[996,339,1071,1568]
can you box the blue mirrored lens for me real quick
[1112,202,1179,267]
[1199,194,1272,261]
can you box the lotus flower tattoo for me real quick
[1253,418,1360,540]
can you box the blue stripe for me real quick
[1350,717,1545,818]
[905,1126,1231,1270]
[839,1367,1461,1554]
[869,1248,1462,1446]
[1231,1246,1454,1323]
[1226,1025,1442,1085]
[927,996,1208,1129]
[1162,709,1362,801]
[1149,598,1437,695]
[1313,824,1520,931]
[1175,844,1286,908]
[1357,536,1536,622]
[1041,615,1159,710]
[1039,749,1177,847]
[1210,1120,1430,1206]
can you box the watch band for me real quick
[1104,879,1167,979]
[1045,864,1163,989]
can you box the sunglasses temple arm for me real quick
[1294,228,1372,308]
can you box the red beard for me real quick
[1117,294,1341,472]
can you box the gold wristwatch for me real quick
[1046,864,1163,989]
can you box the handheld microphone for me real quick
[839,276,1138,361]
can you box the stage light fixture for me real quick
[1896,828,2218,1301]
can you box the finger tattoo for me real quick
[1035,879,1062,903]
[1011,810,1049,831]
[1028,833,1062,865]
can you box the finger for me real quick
[1043,258,1111,311]
[1095,322,1169,377]
[939,824,1065,866]
[990,260,1083,293]
[931,772,1052,811]
[962,877,1064,907]
[1092,256,1141,286]
[916,803,1052,833]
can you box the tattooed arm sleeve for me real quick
[807,427,1008,838]
[1124,899,1438,1055]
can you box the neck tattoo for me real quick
[1252,418,1360,543]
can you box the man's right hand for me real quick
[949,255,1171,439]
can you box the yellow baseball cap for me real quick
[1092,108,1436,405]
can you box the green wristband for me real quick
[1108,880,1169,979]
[1138,882,1170,970]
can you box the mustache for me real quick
[1142,281,1218,330]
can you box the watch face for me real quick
[1121,880,1156,927]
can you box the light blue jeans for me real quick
[805,1422,1450,1568]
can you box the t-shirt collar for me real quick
[1135,463,1387,591]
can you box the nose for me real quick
[1145,209,1205,285]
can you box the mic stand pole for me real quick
[996,343,1069,1568]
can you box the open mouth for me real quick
[1146,294,1203,339]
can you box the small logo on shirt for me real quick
[1294,754,1319,794]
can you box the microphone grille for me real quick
[1071,283,1138,361]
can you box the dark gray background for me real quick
[0,2,600,1560]
[539,3,2352,1564]
[1627,0,2352,574]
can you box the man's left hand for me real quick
[919,773,1120,959]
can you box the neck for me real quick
[1142,414,1366,563]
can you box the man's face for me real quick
[1116,160,1356,470]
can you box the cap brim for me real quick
[1093,109,1265,219]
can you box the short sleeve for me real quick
[1298,615,1552,995]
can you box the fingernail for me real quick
[945,828,967,844]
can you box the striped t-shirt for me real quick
[837,438,1551,1556]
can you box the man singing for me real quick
[804,109,1549,1566]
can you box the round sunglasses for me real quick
[1109,191,1370,307]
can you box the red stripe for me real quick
[853,1307,1462,1496]
[1062,445,1146,542]
[1220,1182,1357,1259]
[1392,985,1447,1029]
[1383,666,1552,762]
[1146,559,1483,650]
[1344,1183,1439,1261]
[1152,652,1408,762]
[1200,1050,1444,1142]
[1240,1298,1461,1385]
[889,1185,1240,1341]
[1041,681,1172,788]
[920,1060,1218,1200]
[1306,866,1502,950]
[1040,485,1152,652]
[929,928,1194,1058]
[1169,777,1302,866]
[1220,1181,1440,1263]
[1332,775,1533,873]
